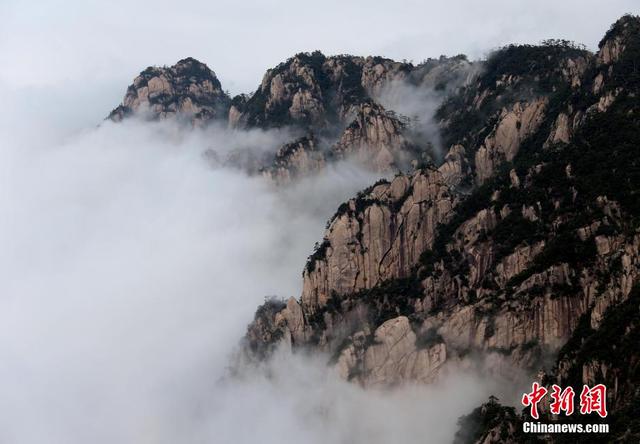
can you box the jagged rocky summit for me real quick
[108,52,475,182]
[108,57,231,125]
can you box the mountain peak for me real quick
[599,14,640,48]
[108,58,229,124]
[597,14,640,64]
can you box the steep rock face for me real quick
[449,19,640,442]
[548,285,640,441]
[260,135,326,184]
[260,101,430,183]
[336,316,447,386]
[110,51,475,131]
[301,167,457,310]
[436,42,592,186]
[474,99,547,183]
[232,52,473,131]
[108,58,230,124]
[360,57,411,97]
[544,112,572,145]
[232,52,368,129]
[330,101,424,171]
[597,14,639,66]
[244,16,640,393]
[462,286,640,444]
[437,144,471,186]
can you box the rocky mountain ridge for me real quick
[109,52,475,182]
[243,14,640,441]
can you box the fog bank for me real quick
[0,112,510,443]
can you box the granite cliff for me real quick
[243,17,640,441]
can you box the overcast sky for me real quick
[1,1,637,98]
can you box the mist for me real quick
[377,79,448,161]
[0,105,511,443]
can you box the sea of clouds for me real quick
[0,98,509,443]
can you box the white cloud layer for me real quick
[0,115,509,443]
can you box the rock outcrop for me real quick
[336,316,447,386]
[260,135,326,184]
[260,102,430,183]
[453,397,524,444]
[436,41,592,186]
[231,52,373,129]
[597,14,639,66]
[231,52,474,131]
[474,99,547,183]
[301,167,457,310]
[108,58,230,125]
[330,101,425,171]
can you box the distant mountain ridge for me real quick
[108,52,474,182]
